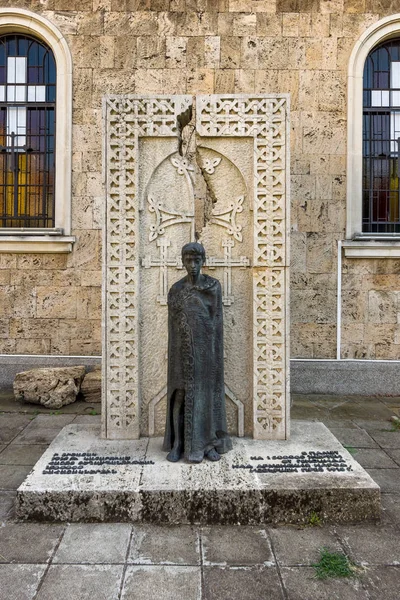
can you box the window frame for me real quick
[346,13,400,257]
[0,8,73,253]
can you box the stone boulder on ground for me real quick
[13,366,86,409]
[80,369,101,403]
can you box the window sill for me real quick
[0,235,75,253]
[343,240,400,258]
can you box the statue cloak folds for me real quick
[163,274,232,462]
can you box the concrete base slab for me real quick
[16,422,380,525]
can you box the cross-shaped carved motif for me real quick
[142,238,183,305]
[206,238,250,306]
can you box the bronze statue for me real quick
[163,242,232,463]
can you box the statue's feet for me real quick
[166,447,182,462]
[205,448,221,461]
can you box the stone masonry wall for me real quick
[0,0,399,360]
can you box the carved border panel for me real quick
[103,95,192,439]
[197,95,290,439]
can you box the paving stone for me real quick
[352,420,393,431]
[322,419,358,429]
[367,431,400,449]
[0,491,16,519]
[0,444,6,453]
[335,525,400,565]
[25,414,76,428]
[129,525,200,566]
[269,526,342,566]
[381,495,400,524]
[329,428,379,448]
[366,468,400,493]
[330,402,393,421]
[0,464,32,489]
[203,566,284,600]
[201,526,273,566]
[0,444,48,465]
[0,414,32,442]
[121,566,201,600]
[0,564,46,600]
[54,523,131,564]
[362,566,400,599]
[0,523,64,563]
[386,449,400,465]
[280,566,368,600]
[352,449,398,469]
[11,427,62,445]
[36,565,123,600]
[72,414,102,424]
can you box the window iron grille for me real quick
[0,34,55,228]
[363,38,400,233]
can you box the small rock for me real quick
[81,370,101,403]
[390,416,400,423]
[13,366,86,409]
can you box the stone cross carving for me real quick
[206,238,250,306]
[142,238,183,305]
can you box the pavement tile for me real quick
[280,566,368,600]
[203,566,284,600]
[36,565,123,600]
[0,564,47,600]
[352,448,398,469]
[335,525,400,565]
[121,565,201,600]
[0,414,32,442]
[381,495,400,524]
[0,464,32,489]
[268,526,342,566]
[129,525,200,566]
[11,427,62,445]
[386,449,400,465]
[72,415,102,424]
[25,415,76,429]
[328,428,379,448]
[321,419,358,429]
[201,526,273,566]
[0,523,64,563]
[366,468,400,493]
[0,444,48,465]
[54,523,131,564]
[367,431,400,449]
[362,566,400,600]
[352,420,393,431]
[307,396,350,410]
[0,444,6,453]
[330,402,393,421]
[379,396,400,405]
[0,491,16,519]
[291,403,329,421]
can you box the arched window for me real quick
[363,39,400,234]
[0,34,56,228]
[0,8,72,252]
[346,14,400,256]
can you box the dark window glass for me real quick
[0,34,56,228]
[363,39,400,233]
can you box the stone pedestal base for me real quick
[16,422,380,525]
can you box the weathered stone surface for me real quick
[81,370,101,403]
[13,367,86,409]
[16,422,380,524]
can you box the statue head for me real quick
[181,242,206,279]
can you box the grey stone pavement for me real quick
[1,391,400,599]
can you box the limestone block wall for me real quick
[0,0,399,360]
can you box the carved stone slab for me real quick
[103,95,290,441]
